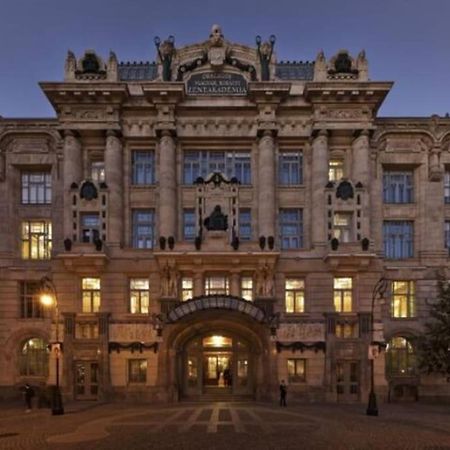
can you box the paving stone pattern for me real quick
[0,402,449,449]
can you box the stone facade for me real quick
[0,25,449,404]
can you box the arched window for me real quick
[19,338,49,377]
[386,337,416,377]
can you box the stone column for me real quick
[230,272,240,297]
[352,130,370,186]
[158,131,177,242]
[258,131,276,240]
[105,130,123,246]
[193,272,203,297]
[311,130,328,248]
[63,131,82,240]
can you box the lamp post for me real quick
[40,276,64,416]
[366,276,388,416]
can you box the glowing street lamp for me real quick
[40,276,64,416]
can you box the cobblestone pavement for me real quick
[0,401,449,450]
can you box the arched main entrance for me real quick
[182,331,254,398]
[161,296,276,401]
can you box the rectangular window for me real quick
[239,208,252,241]
[81,213,100,243]
[181,277,193,301]
[383,221,414,259]
[130,279,149,314]
[336,323,357,338]
[241,276,253,301]
[205,276,229,295]
[183,151,251,185]
[132,151,155,185]
[128,359,147,383]
[287,359,306,383]
[383,171,413,203]
[21,172,52,204]
[392,281,416,318]
[279,209,303,249]
[445,171,450,204]
[82,278,101,313]
[278,152,303,185]
[285,279,305,313]
[183,209,196,241]
[334,277,352,313]
[132,210,155,249]
[21,221,52,260]
[333,212,353,243]
[329,159,344,182]
[90,161,105,183]
[445,221,450,252]
[20,282,43,319]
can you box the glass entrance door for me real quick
[75,361,99,400]
[336,361,360,402]
[203,353,232,387]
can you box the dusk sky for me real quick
[0,0,449,118]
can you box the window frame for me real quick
[132,209,155,249]
[20,281,44,319]
[183,209,196,241]
[328,158,344,182]
[287,358,306,383]
[383,170,414,204]
[278,151,303,185]
[386,337,416,377]
[128,359,147,384]
[391,280,416,319]
[241,276,253,301]
[181,277,194,301]
[21,221,52,260]
[239,208,252,241]
[80,213,100,244]
[21,171,52,205]
[333,212,353,243]
[279,208,303,250]
[81,277,101,313]
[131,151,155,185]
[285,278,305,313]
[19,338,49,377]
[383,221,414,259]
[204,276,230,296]
[333,277,353,313]
[129,278,150,314]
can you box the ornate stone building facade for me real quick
[0,25,449,403]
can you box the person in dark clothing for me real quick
[23,383,35,412]
[279,380,287,407]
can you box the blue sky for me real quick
[0,0,449,117]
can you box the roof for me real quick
[119,62,158,81]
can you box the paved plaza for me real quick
[0,401,449,450]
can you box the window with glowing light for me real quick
[21,221,52,260]
[128,359,147,383]
[202,336,232,348]
[241,276,253,301]
[205,276,229,295]
[391,281,415,318]
[287,359,306,383]
[386,337,416,377]
[129,278,149,314]
[19,338,49,376]
[334,277,353,313]
[81,278,101,313]
[285,278,305,313]
[181,277,193,301]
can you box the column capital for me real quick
[156,128,177,139]
[353,129,373,140]
[257,128,277,139]
[106,129,122,139]
[311,128,329,140]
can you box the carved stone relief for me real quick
[277,323,325,342]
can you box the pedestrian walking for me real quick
[279,379,287,407]
[23,383,35,412]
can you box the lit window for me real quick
[20,282,44,319]
[333,213,353,243]
[279,209,303,249]
[90,161,105,183]
[278,152,303,185]
[386,337,416,376]
[391,281,415,318]
[82,278,101,313]
[239,209,252,241]
[81,213,100,243]
[287,359,306,383]
[21,172,52,204]
[183,151,251,185]
[383,171,413,203]
[19,338,49,376]
[285,279,305,313]
[336,323,357,338]
[205,276,229,295]
[203,335,232,347]
[130,279,149,314]
[183,209,196,241]
[383,221,413,259]
[132,151,155,185]
[132,210,155,249]
[21,221,52,260]
[128,359,147,383]
[241,276,253,301]
[329,159,344,182]
[334,277,352,313]
[181,277,193,301]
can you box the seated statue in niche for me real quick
[204,205,228,231]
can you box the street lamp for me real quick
[40,276,64,416]
[366,276,388,416]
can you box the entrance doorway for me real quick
[181,333,253,398]
[336,360,360,402]
[75,361,99,400]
